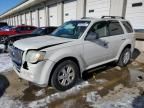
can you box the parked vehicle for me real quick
[134,29,144,40]
[0,25,37,44]
[3,26,57,52]
[0,26,14,31]
[10,16,135,91]
[0,22,8,29]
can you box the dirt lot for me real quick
[0,40,144,108]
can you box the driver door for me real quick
[83,21,109,68]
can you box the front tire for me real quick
[117,48,131,67]
[51,60,79,91]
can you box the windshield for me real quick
[32,27,46,35]
[51,21,90,39]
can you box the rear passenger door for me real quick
[104,20,125,60]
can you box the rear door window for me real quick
[107,20,124,36]
[122,21,133,33]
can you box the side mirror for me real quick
[85,32,99,41]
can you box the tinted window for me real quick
[122,21,133,33]
[47,27,57,34]
[20,27,26,31]
[86,21,108,39]
[32,28,45,35]
[15,27,22,31]
[25,27,31,31]
[0,22,8,27]
[30,27,36,30]
[108,21,124,36]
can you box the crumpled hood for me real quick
[13,35,73,51]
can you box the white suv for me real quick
[10,16,135,91]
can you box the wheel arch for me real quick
[116,43,132,60]
[48,56,82,85]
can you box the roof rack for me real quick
[101,16,124,19]
[81,17,94,19]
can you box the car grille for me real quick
[10,45,24,72]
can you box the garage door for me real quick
[15,16,18,26]
[39,8,46,27]
[126,0,144,29]
[63,0,77,22]
[31,10,37,26]
[10,18,12,25]
[18,15,21,25]
[26,12,31,25]
[86,0,110,18]
[49,5,58,26]
[12,17,15,26]
[22,14,26,25]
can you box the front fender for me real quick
[47,47,86,73]
[40,46,86,85]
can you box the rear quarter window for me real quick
[122,21,133,33]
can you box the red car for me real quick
[0,25,37,43]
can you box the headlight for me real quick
[26,50,46,63]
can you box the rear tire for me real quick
[51,60,79,91]
[117,48,131,67]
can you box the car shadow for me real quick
[82,62,116,81]
[0,74,9,97]
[132,48,141,60]
[82,48,141,81]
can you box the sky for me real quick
[0,0,23,15]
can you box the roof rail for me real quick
[101,16,124,19]
[81,17,94,19]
